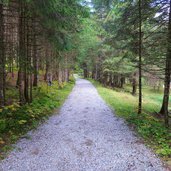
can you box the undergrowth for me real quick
[0,80,74,158]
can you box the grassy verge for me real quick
[0,80,75,158]
[89,79,171,160]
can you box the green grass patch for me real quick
[89,79,171,158]
[0,80,75,158]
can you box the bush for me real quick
[0,120,6,133]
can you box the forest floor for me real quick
[0,79,168,171]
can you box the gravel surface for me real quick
[0,79,168,171]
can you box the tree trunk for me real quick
[30,72,33,103]
[18,1,26,104]
[18,69,25,104]
[24,14,29,103]
[64,55,69,82]
[109,74,112,87]
[58,63,63,84]
[138,0,142,114]
[83,63,88,78]
[33,32,38,86]
[44,58,49,81]
[132,72,137,95]
[0,3,5,107]
[159,0,171,127]
[120,76,125,88]
[95,63,98,80]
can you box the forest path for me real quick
[0,79,167,171]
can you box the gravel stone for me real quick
[0,79,168,171]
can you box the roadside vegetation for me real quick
[0,0,84,158]
[0,79,74,159]
[90,79,171,160]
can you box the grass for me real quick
[0,79,75,159]
[89,79,171,160]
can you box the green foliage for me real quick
[31,0,88,51]
[103,56,135,75]
[76,18,102,71]
[128,113,171,157]
[0,120,6,133]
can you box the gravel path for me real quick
[0,79,167,171]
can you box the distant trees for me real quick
[76,18,100,78]
[79,0,171,126]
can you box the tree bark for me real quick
[33,21,38,86]
[58,63,63,84]
[120,76,125,88]
[44,59,50,81]
[95,63,98,80]
[0,3,5,107]
[33,41,38,86]
[132,72,137,95]
[18,1,26,104]
[24,12,29,103]
[64,55,69,82]
[83,63,88,78]
[138,0,142,114]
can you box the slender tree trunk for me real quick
[68,69,70,81]
[24,66,29,102]
[44,55,49,81]
[28,16,33,103]
[29,32,33,103]
[30,72,33,103]
[64,55,69,82]
[16,70,20,87]
[54,58,59,81]
[132,72,137,95]
[109,74,112,87]
[0,3,5,107]
[138,0,142,114]
[18,1,26,104]
[92,69,95,79]
[58,62,62,84]
[33,41,38,86]
[62,69,65,82]
[95,63,98,80]
[33,21,38,86]
[83,63,88,78]
[120,76,125,88]
[24,13,29,102]
[18,69,25,104]
[159,0,171,127]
